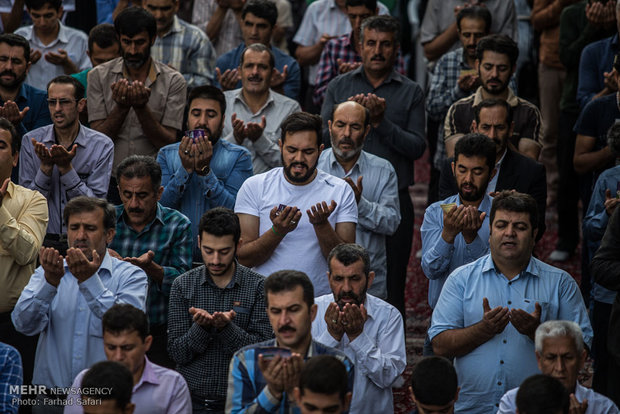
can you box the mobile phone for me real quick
[275,204,287,216]
[256,346,291,361]
[185,129,206,142]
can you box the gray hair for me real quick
[360,15,400,45]
[534,320,584,354]
[607,121,620,158]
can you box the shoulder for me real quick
[0,342,20,362]
[313,340,353,367]
[159,204,192,226]
[159,141,181,156]
[513,97,541,115]
[316,169,353,193]
[236,264,266,284]
[12,183,47,205]
[236,338,275,357]
[452,93,476,107]
[270,90,299,107]
[529,257,572,281]
[361,151,396,172]
[505,149,543,170]
[24,124,53,140]
[245,168,280,185]
[155,60,186,82]
[23,83,47,100]
[217,139,251,158]
[82,126,114,145]
[89,58,122,77]
[174,266,204,288]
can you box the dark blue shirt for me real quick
[577,33,619,109]
[573,93,620,152]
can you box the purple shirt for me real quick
[64,356,192,414]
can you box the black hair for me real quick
[0,117,20,155]
[0,33,30,62]
[242,0,278,27]
[456,5,492,33]
[114,6,157,41]
[63,196,116,230]
[299,355,348,400]
[25,0,61,10]
[116,155,162,192]
[453,132,497,173]
[474,98,513,126]
[490,190,539,232]
[240,43,275,70]
[81,361,134,410]
[360,15,400,46]
[198,207,241,244]
[345,0,377,11]
[516,375,569,414]
[327,243,370,276]
[265,270,314,308]
[411,356,458,406]
[102,304,149,341]
[475,34,519,67]
[280,112,322,148]
[188,84,226,115]
[47,75,85,100]
[88,23,119,54]
[332,101,370,128]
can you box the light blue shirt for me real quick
[421,194,492,309]
[158,139,253,261]
[583,164,620,304]
[312,293,406,414]
[11,252,147,388]
[429,255,593,414]
[497,383,619,414]
[318,149,401,299]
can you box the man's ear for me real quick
[144,335,153,352]
[451,161,456,177]
[310,303,318,322]
[471,120,477,133]
[367,271,375,289]
[344,391,352,411]
[156,185,163,201]
[105,228,116,245]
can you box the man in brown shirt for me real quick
[87,7,186,203]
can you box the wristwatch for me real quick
[196,165,210,176]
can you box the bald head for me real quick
[332,101,369,128]
[329,101,370,163]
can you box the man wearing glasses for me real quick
[19,75,113,255]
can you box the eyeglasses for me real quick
[46,98,78,107]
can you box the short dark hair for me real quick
[25,0,62,11]
[516,375,569,414]
[411,356,458,406]
[280,112,322,148]
[47,75,85,100]
[188,84,226,115]
[102,304,149,341]
[0,117,20,154]
[345,0,377,11]
[88,23,119,54]
[454,132,497,173]
[327,244,370,277]
[332,102,370,128]
[299,355,348,401]
[360,15,400,46]
[81,361,134,410]
[476,34,519,67]
[474,98,513,126]
[490,191,539,231]
[265,270,314,309]
[198,207,241,244]
[240,43,275,70]
[116,155,162,192]
[63,196,116,230]
[242,0,278,27]
[0,34,30,62]
[456,5,492,33]
[114,6,157,41]
[607,121,620,158]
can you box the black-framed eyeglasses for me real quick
[46,98,78,106]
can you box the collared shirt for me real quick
[0,182,48,313]
[192,0,244,57]
[497,383,619,414]
[0,342,21,414]
[11,252,148,388]
[318,149,400,299]
[487,149,507,193]
[222,88,300,174]
[421,193,491,309]
[216,43,301,100]
[321,66,426,190]
[311,293,406,413]
[168,263,273,401]
[577,33,619,109]
[226,338,354,413]
[15,22,91,91]
[109,204,192,327]
[87,57,187,174]
[583,164,620,304]
[428,254,593,414]
[65,356,192,414]
[19,124,114,234]
[426,48,473,123]
[313,31,406,107]
[293,0,388,84]
[158,139,253,261]
[151,16,216,89]
[1,83,51,141]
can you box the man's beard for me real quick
[331,135,362,161]
[123,49,150,69]
[335,284,368,308]
[194,123,223,145]
[282,155,318,184]
[0,69,26,90]
[458,180,487,202]
[482,76,509,95]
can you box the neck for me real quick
[363,67,389,88]
[480,87,509,101]
[35,22,60,45]
[458,195,483,208]
[284,170,317,186]
[54,122,80,147]
[0,85,20,102]
[282,335,312,356]
[493,256,529,280]
[211,263,236,289]
[335,153,360,174]
[241,88,269,113]
[125,58,151,82]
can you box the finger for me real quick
[483,297,491,312]
[282,65,288,76]
[260,115,266,129]
[0,177,9,194]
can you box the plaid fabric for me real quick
[0,343,22,414]
[167,264,273,400]
[313,31,407,107]
[109,203,192,326]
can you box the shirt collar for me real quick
[329,0,338,9]
[135,356,161,390]
[353,64,401,85]
[233,88,275,114]
[120,59,159,84]
[41,123,87,147]
[57,21,70,43]
[202,261,240,289]
[161,16,183,38]
[482,254,540,279]
[473,86,518,106]
[5,180,16,198]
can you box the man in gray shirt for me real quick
[321,15,425,317]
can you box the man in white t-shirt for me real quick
[235,111,357,296]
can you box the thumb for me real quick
[69,144,77,156]
[20,106,30,116]
[92,249,101,264]
[330,200,337,210]
[357,175,363,188]
[479,211,487,221]
[260,115,266,128]
[231,112,237,123]
[215,67,222,79]
[606,188,612,200]
[282,64,288,76]
[483,297,490,312]
[533,302,541,318]
[147,250,155,261]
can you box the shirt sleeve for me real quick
[18,134,47,196]
[63,138,113,199]
[557,273,593,349]
[158,148,186,209]
[234,178,260,216]
[292,4,317,46]
[167,374,193,414]
[156,218,193,297]
[427,271,466,341]
[313,40,338,107]
[202,149,253,209]
[421,205,454,280]
[335,182,358,224]
[161,72,187,130]
[356,163,400,235]
[64,370,86,414]
[576,43,601,109]
[11,267,59,335]
[419,0,439,45]
[226,351,282,414]
[86,68,109,123]
[592,206,620,292]
[186,32,216,88]
[583,175,611,243]
[426,55,468,122]
[496,388,518,414]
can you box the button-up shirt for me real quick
[223,88,300,174]
[15,22,91,91]
[19,124,114,234]
[216,43,301,100]
[192,0,243,57]
[497,382,619,414]
[87,57,187,174]
[428,254,593,414]
[312,293,406,414]
[226,338,354,413]
[168,263,273,401]
[1,83,51,141]
[0,182,48,313]
[158,139,253,261]
[0,342,21,414]
[11,252,148,388]
[109,204,192,327]
[65,356,192,414]
[318,149,400,299]
[321,66,426,191]
[421,194,491,309]
[151,16,216,89]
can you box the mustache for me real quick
[338,137,355,147]
[0,70,15,77]
[248,74,263,82]
[290,162,308,169]
[128,207,144,214]
[278,325,295,333]
[370,54,385,61]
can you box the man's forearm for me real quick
[295,44,323,67]
[422,22,459,62]
[432,322,494,358]
[206,6,227,41]
[91,105,131,140]
[134,105,177,149]
[313,222,346,259]
[237,230,284,268]
[574,146,614,174]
